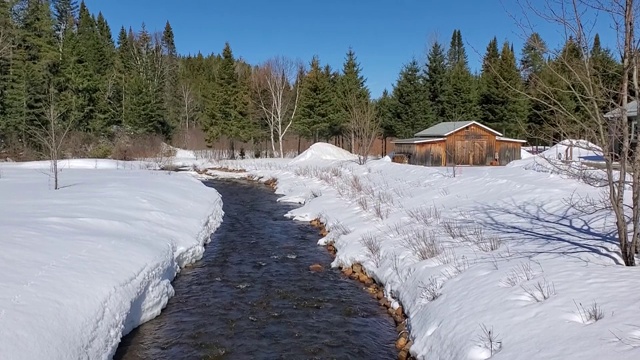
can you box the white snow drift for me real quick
[0,160,223,360]
[212,143,640,360]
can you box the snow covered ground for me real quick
[0,159,223,360]
[208,142,640,360]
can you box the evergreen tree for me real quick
[478,37,501,128]
[162,21,180,129]
[497,41,528,137]
[336,48,370,145]
[391,59,432,138]
[0,0,14,143]
[52,0,77,54]
[375,89,395,154]
[590,33,621,109]
[7,0,57,146]
[294,56,335,141]
[203,43,250,153]
[423,41,447,120]
[443,29,478,121]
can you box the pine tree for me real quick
[424,41,447,120]
[52,0,78,54]
[520,33,549,142]
[443,30,478,121]
[391,59,432,138]
[497,41,528,137]
[478,37,501,128]
[590,33,621,110]
[0,0,14,143]
[336,48,370,146]
[162,21,180,130]
[7,0,58,147]
[375,89,395,155]
[294,56,335,141]
[203,43,250,154]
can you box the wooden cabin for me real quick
[392,121,526,166]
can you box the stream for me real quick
[114,178,396,359]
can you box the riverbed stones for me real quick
[342,267,353,277]
[309,264,324,272]
[395,337,407,350]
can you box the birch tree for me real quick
[252,56,302,158]
[516,0,640,265]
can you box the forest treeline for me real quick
[0,0,623,159]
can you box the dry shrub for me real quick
[360,232,383,267]
[401,229,442,261]
[112,133,166,160]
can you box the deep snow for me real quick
[209,143,640,360]
[0,160,223,360]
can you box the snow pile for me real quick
[290,142,358,164]
[541,139,602,161]
[0,161,223,360]
[216,156,640,360]
[520,148,534,159]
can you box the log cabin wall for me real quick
[444,124,496,166]
[394,142,445,166]
[496,140,522,165]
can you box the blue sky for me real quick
[83,0,615,98]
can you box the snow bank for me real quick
[290,142,358,164]
[0,161,223,360]
[216,156,640,360]
[541,139,602,161]
[520,148,534,159]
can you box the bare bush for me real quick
[501,262,536,287]
[574,300,605,324]
[331,221,352,236]
[360,232,383,267]
[463,225,503,252]
[477,324,502,357]
[357,196,369,211]
[349,174,364,194]
[401,229,443,261]
[522,278,556,302]
[407,205,441,226]
[442,219,464,240]
[419,277,443,301]
[373,200,389,220]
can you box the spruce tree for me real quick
[336,48,370,146]
[0,0,14,143]
[443,30,478,121]
[391,59,431,138]
[497,41,528,137]
[375,89,395,155]
[590,33,621,110]
[8,0,57,146]
[294,56,334,141]
[424,41,447,120]
[478,37,501,128]
[162,21,180,130]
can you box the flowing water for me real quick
[114,179,396,360]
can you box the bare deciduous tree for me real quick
[347,95,380,165]
[252,56,302,158]
[28,88,74,190]
[179,81,197,148]
[514,0,640,265]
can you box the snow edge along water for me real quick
[101,174,224,359]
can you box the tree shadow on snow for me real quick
[470,199,623,266]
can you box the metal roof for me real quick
[413,121,502,137]
[392,137,446,144]
[496,136,527,143]
[605,100,638,118]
